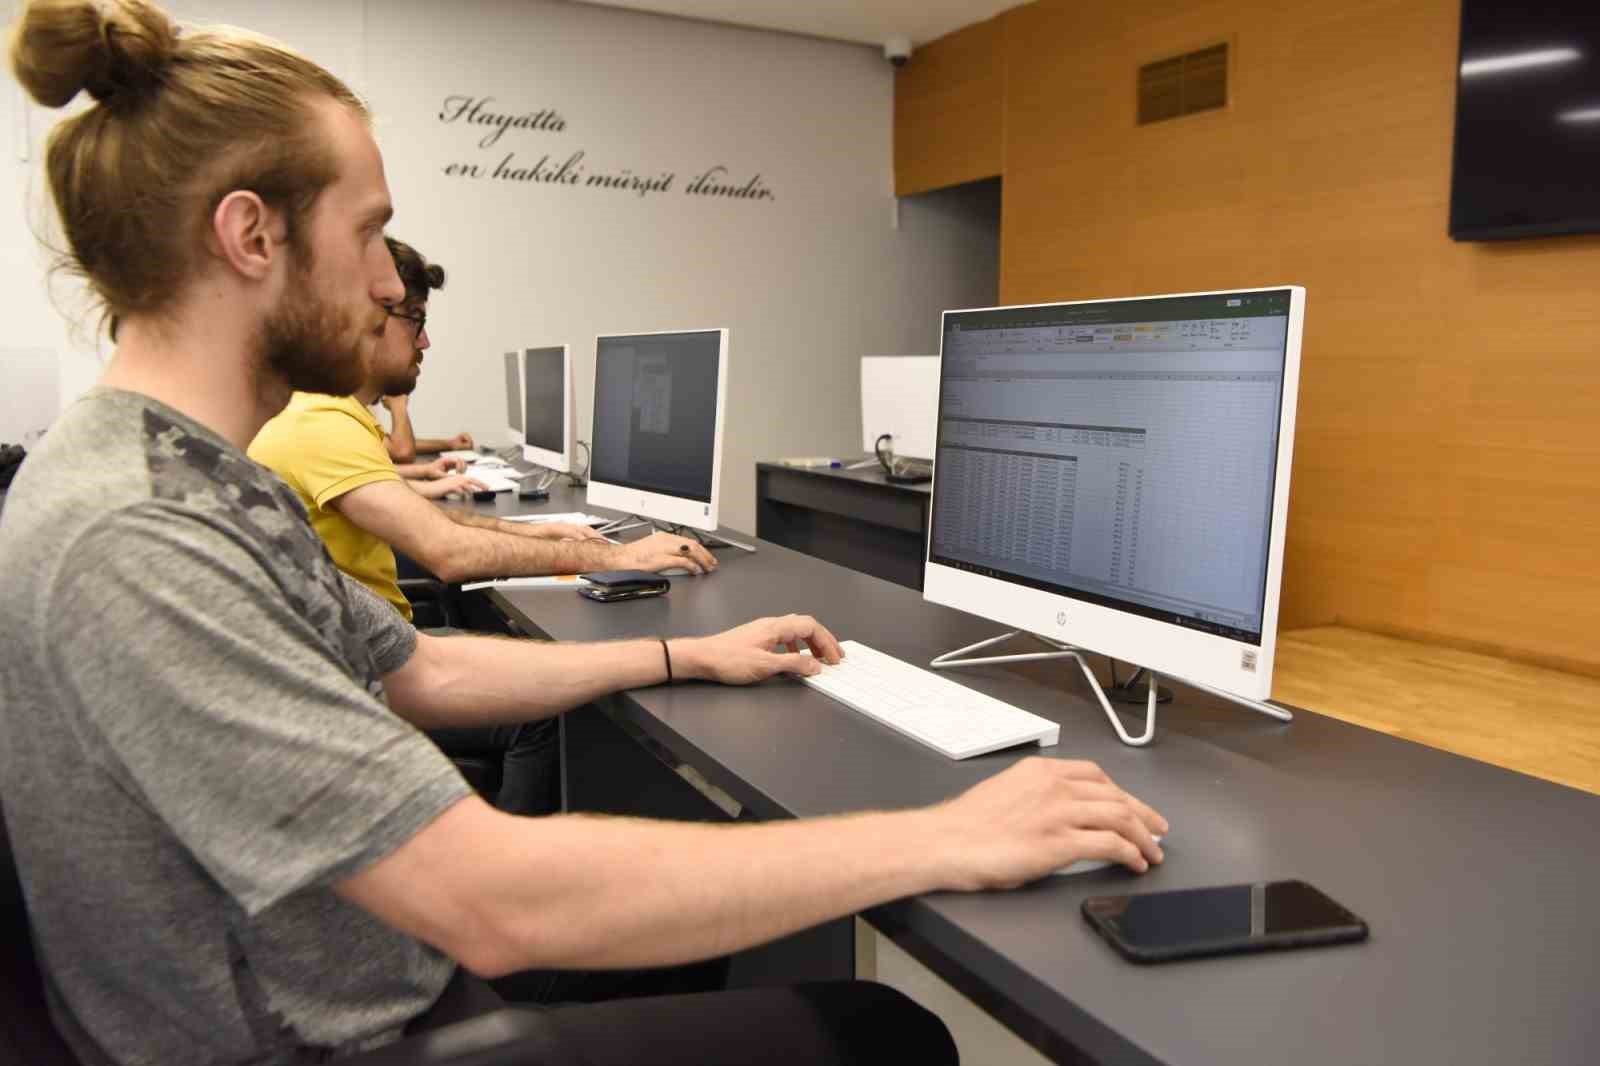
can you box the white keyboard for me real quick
[463,464,520,492]
[801,640,1059,760]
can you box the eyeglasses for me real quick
[386,306,427,339]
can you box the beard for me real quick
[374,354,422,398]
[256,255,372,398]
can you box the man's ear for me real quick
[210,191,288,281]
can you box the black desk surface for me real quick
[754,460,934,497]
[457,484,1600,1066]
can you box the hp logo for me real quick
[1055,610,1068,627]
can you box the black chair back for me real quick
[0,807,80,1064]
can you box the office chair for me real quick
[399,576,462,630]
[395,547,463,630]
[0,806,554,1066]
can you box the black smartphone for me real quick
[1082,880,1368,964]
[579,584,666,603]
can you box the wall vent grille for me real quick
[1138,42,1228,125]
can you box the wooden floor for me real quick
[1273,626,1600,795]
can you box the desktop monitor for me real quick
[502,350,522,450]
[861,356,939,460]
[587,328,728,532]
[521,345,571,473]
[922,286,1305,702]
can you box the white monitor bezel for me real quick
[520,344,571,473]
[921,285,1306,702]
[502,350,523,451]
[586,328,728,533]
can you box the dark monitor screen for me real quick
[591,331,721,503]
[1451,3,1600,240]
[522,347,565,455]
[503,351,522,434]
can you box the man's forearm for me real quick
[469,805,944,972]
[385,630,683,727]
[422,522,624,583]
[385,404,418,463]
[444,509,533,535]
[413,436,457,454]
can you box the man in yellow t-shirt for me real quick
[250,390,426,618]
[250,238,715,623]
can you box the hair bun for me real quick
[9,0,178,108]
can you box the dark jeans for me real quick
[407,967,958,1066]
[427,717,560,818]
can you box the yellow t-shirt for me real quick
[248,393,412,621]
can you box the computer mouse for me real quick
[658,567,693,577]
[1052,834,1165,877]
[472,490,496,502]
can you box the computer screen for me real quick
[502,350,522,441]
[522,346,566,456]
[591,330,721,503]
[924,287,1303,699]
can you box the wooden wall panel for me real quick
[893,15,1006,196]
[905,0,1600,675]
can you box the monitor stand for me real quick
[928,631,1291,747]
[594,515,757,554]
[695,530,758,553]
[1107,664,1174,706]
[491,447,562,486]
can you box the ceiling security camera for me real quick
[884,36,912,68]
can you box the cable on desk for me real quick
[875,434,932,484]
[874,433,896,477]
[566,440,591,487]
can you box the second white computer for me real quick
[586,328,730,534]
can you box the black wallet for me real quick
[578,570,670,602]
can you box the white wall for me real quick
[2,0,998,531]
[3,0,75,446]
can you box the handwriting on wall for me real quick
[437,96,776,203]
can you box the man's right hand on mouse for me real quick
[435,474,491,498]
[927,758,1168,891]
[617,531,718,575]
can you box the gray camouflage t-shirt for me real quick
[0,388,471,1065]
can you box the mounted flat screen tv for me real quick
[1450,2,1600,241]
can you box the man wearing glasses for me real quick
[249,236,716,627]
[376,298,476,464]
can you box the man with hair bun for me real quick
[0,2,1167,1065]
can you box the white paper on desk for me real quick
[461,575,590,591]
[441,449,482,461]
[502,512,609,526]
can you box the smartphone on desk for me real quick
[1082,880,1368,964]
[578,570,670,603]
